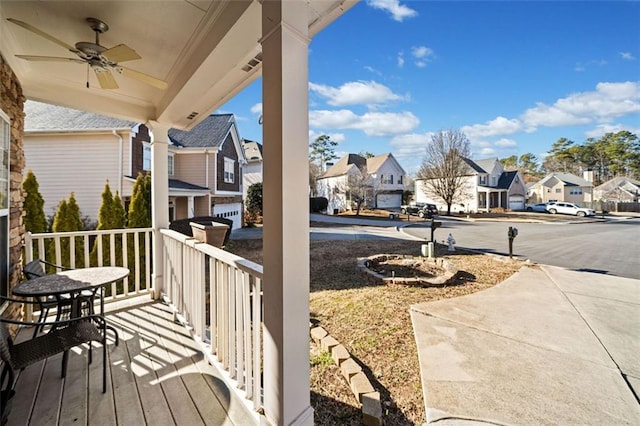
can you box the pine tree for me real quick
[22,170,48,233]
[91,182,126,268]
[127,173,152,291]
[128,173,152,228]
[50,193,85,269]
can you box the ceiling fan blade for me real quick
[93,67,119,90]
[102,44,141,63]
[15,54,86,64]
[117,66,168,90]
[7,18,77,52]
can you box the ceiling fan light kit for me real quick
[8,17,167,90]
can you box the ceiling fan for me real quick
[7,17,168,90]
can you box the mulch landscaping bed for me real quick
[226,237,525,425]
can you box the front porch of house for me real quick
[10,227,264,424]
[476,187,507,211]
[6,298,255,425]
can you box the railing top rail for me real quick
[27,228,154,239]
[160,229,263,279]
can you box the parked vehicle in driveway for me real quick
[417,203,438,218]
[400,202,438,218]
[525,203,548,212]
[401,202,425,215]
[545,202,596,217]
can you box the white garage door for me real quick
[377,193,402,208]
[508,196,525,211]
[213,203,242,230]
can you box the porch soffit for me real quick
[0,0,356,129]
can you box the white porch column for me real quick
[188,196,195,217]
[485,190,490,210]
[147,120,170,299]
[261,1,312,425]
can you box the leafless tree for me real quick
[417,129,472,215]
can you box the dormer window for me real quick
[479,175,487,185]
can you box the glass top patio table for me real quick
[12,266,130,297]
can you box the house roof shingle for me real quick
[497,170,519,190]
[168,114,234,148]
[24,100,136,131]
[539,172,593,188]
[320,154,366,178]
[169,179,209,191]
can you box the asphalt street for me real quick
[401,217,640,280]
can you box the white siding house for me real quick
[242,140,263,200]
[415,158,527,213]
[317,153,406,213]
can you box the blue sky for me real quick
[219,0,640,175]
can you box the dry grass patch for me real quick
[226,237,524,425]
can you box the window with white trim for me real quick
[1,109,10,297]
[168,152,175,176]
[381,174,393,184]
[224,158,235,183]
[143,143,151,171]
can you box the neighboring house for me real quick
[527,172,594,205]
[168,114,246,229]
[593,176,640,202]
[316,153,406,213]
[415,157,527,212]
[24,102,246,229]
[242,139,263,201]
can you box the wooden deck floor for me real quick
[6,300,257,426]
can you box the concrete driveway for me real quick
[411,265,640,425]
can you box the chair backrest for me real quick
[22,260,45,280]
[0,323,12,365]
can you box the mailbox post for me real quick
[508,226,518,258]
[430,219,442,242]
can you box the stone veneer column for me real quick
[0,53,26,320]
[261,1,312,425]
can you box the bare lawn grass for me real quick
[226,237,524,425]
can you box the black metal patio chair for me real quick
[0,296,109,423]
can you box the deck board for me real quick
[4,300,255,425]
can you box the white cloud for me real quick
[309,109,420,137]
[494,138,518,148]
[364,65,382,76]
[397,52,405,68]
[620,52,636,61]
[366,0,418,22]
[411,46,435,67]
[389,132,432,159]
[521,81,640,129]
[584,123,640,138]
[250,103,262,115]
[479,148,497,156]
[309,80,407,107]
[461,116,522,139]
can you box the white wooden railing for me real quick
[24,228,154,302]
[160,229,263,415]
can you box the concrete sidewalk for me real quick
[411,265,640,425]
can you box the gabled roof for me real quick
[497,170,519,190]
[243,140,263,162]
[24,101,136,131]
[538,172,593,188]
[168,114,234,148]
[594,176,640,192]
[462,158,486,174]
[475,158,499,174]
[320,154,367,179]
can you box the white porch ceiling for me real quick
[0,0,356,130]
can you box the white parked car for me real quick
[545,202,595,217]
